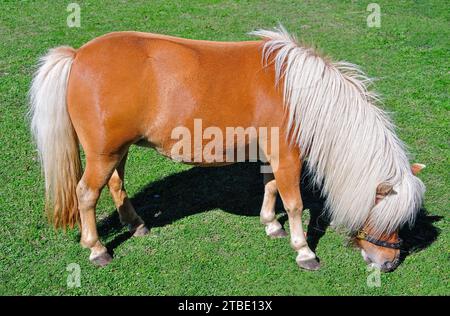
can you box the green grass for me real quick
[0,0,448,295]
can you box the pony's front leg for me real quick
[77,154,120,266]
[260,172,287,238]
[272,157,320,271]
[108,153,149,236]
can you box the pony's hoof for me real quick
[132,224,150,237]
[297,258,321,271]
[90,252,113,267]
[268,228,288,239]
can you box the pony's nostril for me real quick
[381,261,396,272]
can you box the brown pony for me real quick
[30,26,425,271]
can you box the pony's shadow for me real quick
[399,208,442,259]
[96,163,440,263]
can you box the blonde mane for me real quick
[251,25,425,236]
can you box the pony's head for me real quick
[353,163,426,272]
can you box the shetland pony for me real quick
[30,26,425,271]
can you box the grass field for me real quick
[0,0,448,295]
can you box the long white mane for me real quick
[251,26,425,236]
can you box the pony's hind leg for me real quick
[260,172,287,238]
[108,153,149,236]
[77,153,123,266]
[272,154,320,271]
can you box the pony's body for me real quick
[30,27,425,271]
[68,32,283,163]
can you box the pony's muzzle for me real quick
[380,254,401,272]
[361,249,401,272]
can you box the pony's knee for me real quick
[284,200,303,214]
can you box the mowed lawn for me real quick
[0,0,448,295]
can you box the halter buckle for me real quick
[356,230,368,240]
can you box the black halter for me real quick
[355,230,403,250]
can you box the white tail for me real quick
[29,46,81,229]
[251,26,425,236]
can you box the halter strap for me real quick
[356,230,402,250]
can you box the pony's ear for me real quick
[376,182,396,197]
[411,163,426,176]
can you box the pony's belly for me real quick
[135,138,257,166]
